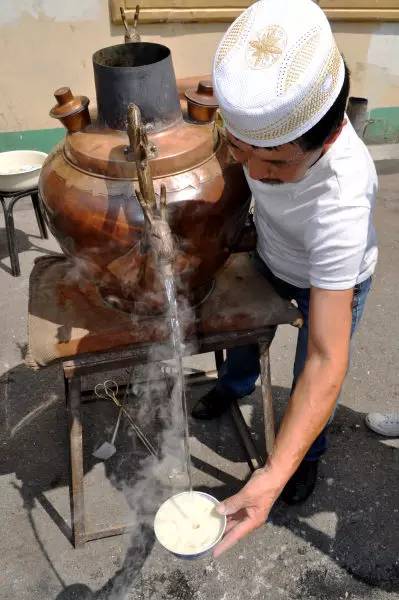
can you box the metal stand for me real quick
[63,328,276,547]
[0,187,48,276]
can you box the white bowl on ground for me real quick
[154,491,226,560]
[0,150,48,193]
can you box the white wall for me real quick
[0,0,398,131]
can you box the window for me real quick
[111,0,399,23]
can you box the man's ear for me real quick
[322,118,347,151]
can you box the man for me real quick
[191,0,378,556]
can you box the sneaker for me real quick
[191,386,236,420]
[365,412,399,437]
[280,459,319,505]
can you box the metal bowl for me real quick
[154,491,226,560]
[0,150,47,192]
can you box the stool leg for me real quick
[3,200,20,277]
[31,192,48,240]
[214,350,224,372]
[259,343,275,458]
[231,399,264,472]
[66,376,86,547]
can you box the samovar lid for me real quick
[185,81,218,108]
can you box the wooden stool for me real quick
[27,253,302,547]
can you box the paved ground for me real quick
[0,156,398,600]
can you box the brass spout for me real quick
[136,186,175,265]
[127,103,157,209]
[127,103,175,266]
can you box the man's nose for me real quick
[247,157,269,180]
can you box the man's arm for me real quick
[213,286,353,557]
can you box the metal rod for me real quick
[120,6,131,38]
[259,343,275,457]
[66,377,86,547]
[230,399,264,472]
[84,523,136,543]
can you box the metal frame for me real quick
[0,187,48,276]
[63,327,276,547]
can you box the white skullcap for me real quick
[213,0,345,147]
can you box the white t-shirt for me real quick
[249,121,378,290]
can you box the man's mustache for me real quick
[260,178,284,185]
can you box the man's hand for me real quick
[213,287,354,558]
[213,468,284,558]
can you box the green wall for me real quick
[1,109,399,154]
[364,107,399,145]
[0,128,65,154]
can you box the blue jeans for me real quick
[217,253,372,461]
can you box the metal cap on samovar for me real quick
[185,81,219,123]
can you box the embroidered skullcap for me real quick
[213,0,345,147]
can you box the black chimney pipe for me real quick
[93,42,182,132]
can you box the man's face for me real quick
[225,130,324,184]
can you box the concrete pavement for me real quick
[0,160,398,600]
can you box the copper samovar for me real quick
[39,39,251,314]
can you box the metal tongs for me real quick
[94,379,158,458]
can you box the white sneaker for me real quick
[365,412,399,437]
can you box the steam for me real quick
[42,175,199,597]
[96,263,197,599]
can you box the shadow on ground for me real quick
[1,365,398,598]
[0,226,58,275]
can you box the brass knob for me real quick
[50,87,91,133]
[54,87,74,105]
[197,81,214,96]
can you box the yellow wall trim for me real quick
[112,0,399,22]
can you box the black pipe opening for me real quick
[93,42,181,132]
[93,42,170,69]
